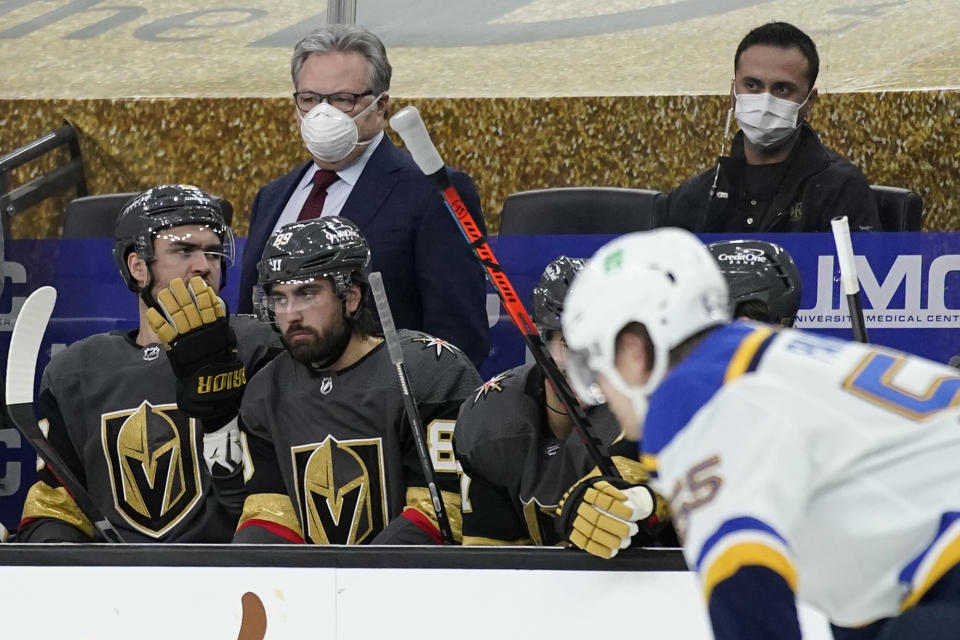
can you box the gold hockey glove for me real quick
[556,477,655,559]
[147,276,245,428]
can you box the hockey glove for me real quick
[556,476,655,559]
[146,276,246,427]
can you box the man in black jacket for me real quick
[665,22,880,233]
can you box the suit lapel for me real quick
[340,136,402,229]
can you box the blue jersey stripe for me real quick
[644,323,773,456]
[696,515,790,571]
[900,511,960,586]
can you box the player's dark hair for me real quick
[347,305,378,339]
[734,300,773,323]
[735,22,819,91]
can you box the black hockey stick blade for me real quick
[389,106,619,479]
[5,286,125,542]
[831,216,869,343]
[369,272,456,544]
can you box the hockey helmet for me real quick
[113,184,235,292]
[532,256,586,334]
[707,239,801,326]
[562,228,730,413]
[256,217,371,321]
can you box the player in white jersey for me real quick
[560,227,960,639]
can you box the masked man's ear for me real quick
[801,87,819,121]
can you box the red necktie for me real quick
[298,169,340,221]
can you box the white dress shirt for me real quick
[272,130,385,235]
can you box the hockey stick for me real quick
[389,107,619,479]
[5,286,125,542]
[831,216,869,343]
[369,271,456,544]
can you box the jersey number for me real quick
[426,420,457,473]
[843,353,960,420]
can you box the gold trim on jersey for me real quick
[723,326,774,383]
[901,531,960,611]
[640,453,658,473]
[238,492,303,538]
[613,455,651,484]
[702,541,798,600]
[462,535,533,546]
[21,481,96,539]
[405,486,463,542]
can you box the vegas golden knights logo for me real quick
[291,436,387,545]
[102,401,202,538]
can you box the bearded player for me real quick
[231,216,481,545]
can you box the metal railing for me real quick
[326,0,357,24]
[0,122,87,221]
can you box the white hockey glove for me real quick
[557,477,656,559]
[202,417,249,480]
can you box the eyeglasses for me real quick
[293,90,374,113]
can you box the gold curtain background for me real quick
[1,91,956,238]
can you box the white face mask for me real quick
[298,93,383,163]
[734,90,811,150]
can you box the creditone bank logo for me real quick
[794,254,960,329]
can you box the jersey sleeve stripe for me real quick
[236,492,304,539]
[900,512,960,610]
[19,481,96,539]
[723,326,775,383]
[702,541,798,600]
[696,515,791,569]
[236,518,305,543]
[399,507,443,544]
[405,487,463,542]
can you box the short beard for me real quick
[282,311,352,369]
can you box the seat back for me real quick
[62,193,138,238]
[499,187,664,235]
[870,185,924,231]
[62,192,234,238]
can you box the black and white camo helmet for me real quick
[256,216,371,317]
[112,184,234,292]
[532,255,586,335]
[707,239,802,326]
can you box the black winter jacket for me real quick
[664,123,880,232]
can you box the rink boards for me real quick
[0,545,833,638]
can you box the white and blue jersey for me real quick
[644,321,960,638]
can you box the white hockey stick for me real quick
[5,286,125,542]
[369,272,455,544]
[831,216,869,343]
